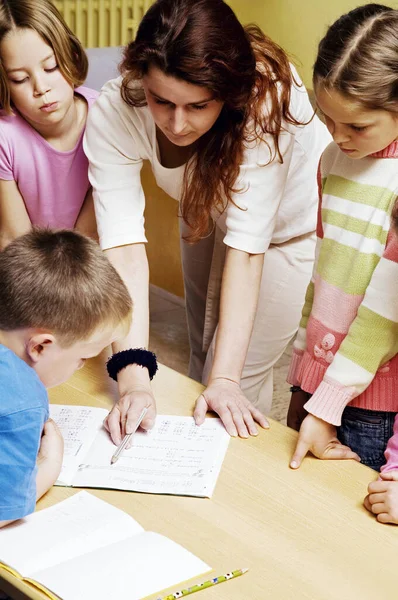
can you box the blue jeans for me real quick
[337,406,397,471]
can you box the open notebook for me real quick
[50,405,230,498]
[0,492,210,600]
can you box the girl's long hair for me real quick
[121,0,302,242]
[313,3,398,111]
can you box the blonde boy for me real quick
[0,229,132,527]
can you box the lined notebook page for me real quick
[73,415,230,497]
[0,492,143,575]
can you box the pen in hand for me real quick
[110,407,148,465]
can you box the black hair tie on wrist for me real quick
[290,385,302,393]
[106,348,158,381]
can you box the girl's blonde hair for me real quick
[313,3,398,112]
[0,0,88,113]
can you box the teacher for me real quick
[84,0,330,442]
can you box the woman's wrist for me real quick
[107,348,158,383]
[208,375,240,386]
[115,362,153,394]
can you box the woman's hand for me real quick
[194,377,269,437]
[104,364,157,446]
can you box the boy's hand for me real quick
[287,389,309,431]
[290,413,360,469]
[36,419,64,499]
[364,471,398,524]
[38,419,64,467]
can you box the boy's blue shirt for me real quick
[0,344,49,521]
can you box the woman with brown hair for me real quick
[84,0,330,442]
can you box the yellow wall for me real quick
[229,0,398,87]
[143,163,185,297]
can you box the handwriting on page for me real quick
[54,407,98,455]
[73,416,230,497]
[49,405,108,485]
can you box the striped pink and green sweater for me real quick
[288,140,398,426]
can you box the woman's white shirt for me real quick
[84,67,331,254]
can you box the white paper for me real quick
[72,415,230,497]
[33,532,210,600]
[0,492,143,575]
[49,405,108,486]
[0,492,210,600]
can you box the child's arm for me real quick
[291,225,398,466]
[291,219,398,467]
[0,416,63,529]
[303,227,398,426]
[35,419,64,501]
[287,163,323,431]
[0,179,31,250]
[380,414,398,473]
[287,162,324,389]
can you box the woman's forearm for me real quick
[209,247,264,382]
[105,242,150,352]
[105,242,150,349]
[105,243,151,389]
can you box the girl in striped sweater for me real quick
[287,3,398,524]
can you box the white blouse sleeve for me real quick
[83,85,145,250]
[223,128,294,254]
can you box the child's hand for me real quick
[36,419,64,499]
[38,418,64,467]
[290,413,360,469]
[364,471,398,524]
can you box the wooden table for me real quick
[1,354,397,600]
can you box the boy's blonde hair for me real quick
[0,0,88,113]
[0,229,132,346]
[313,4,398,112]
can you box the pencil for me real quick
[157,568,248,599]
[110,407,148,464]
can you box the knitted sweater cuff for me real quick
[287,348,304,386]
[304,379,356,426]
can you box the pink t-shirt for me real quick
[0,86,98,228]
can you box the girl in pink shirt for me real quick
[0,0,98,249]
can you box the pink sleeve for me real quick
[287,348,304,386]
[381,414,398,473]
[0,126,14,180]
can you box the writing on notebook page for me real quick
[50,406,230,498]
